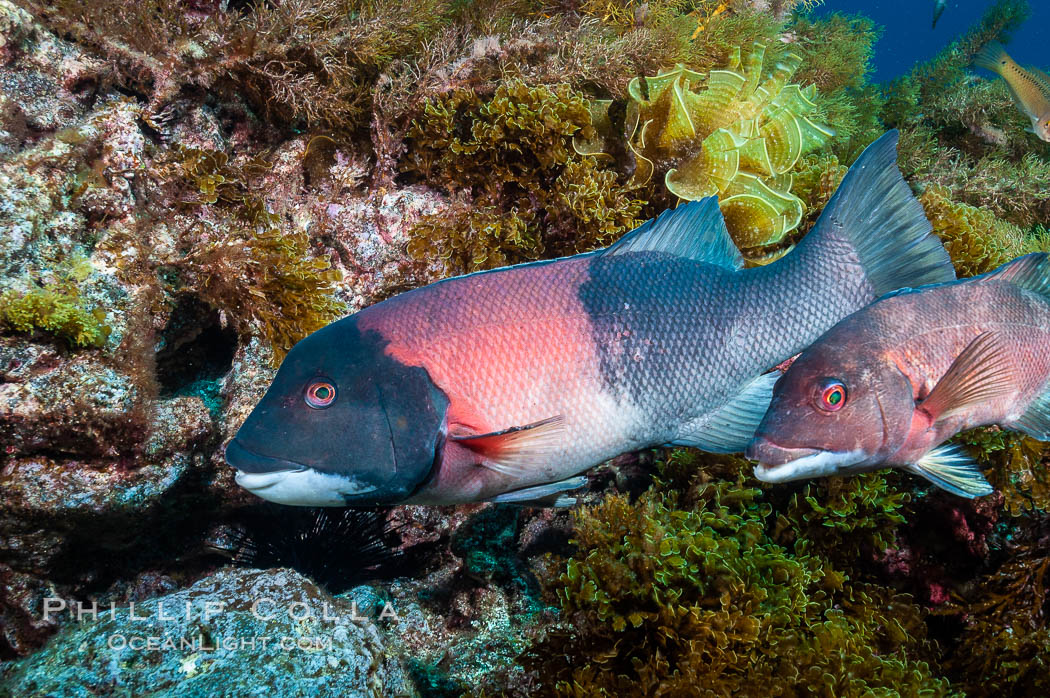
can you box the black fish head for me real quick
[225,316,448,506]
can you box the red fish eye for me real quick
[819,381,847,412]
[305,381,336,409]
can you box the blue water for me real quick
[812,0,1049,84]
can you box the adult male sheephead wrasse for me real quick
[225,131,955,507]
[748,253,1050,499]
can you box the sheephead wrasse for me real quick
[750,253,1050,498]
[226,131,954,507]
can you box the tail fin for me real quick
[987,254,1050,440]
[973,41,1009,75]
[799,130,955,297]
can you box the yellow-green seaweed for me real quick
[919,184,1028,277]
[526,478,951,696]
[403,80,643,275]
[0,284,111,349]
[576,43,834,256]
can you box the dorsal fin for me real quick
[602,197,743,271]
[972,41,1008,75]
[797,130,955,297]
[986,253,1050,298]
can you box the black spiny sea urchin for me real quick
[231,505,438,593]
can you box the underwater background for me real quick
[0,0,1048,696]
[813,0,1048,82]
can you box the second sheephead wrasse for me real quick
[748,253,1050,499]
[225,131,955,507]
[973,41,1050,142]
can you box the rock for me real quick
[0,0,101,138]
[0,340,147,458]
[0,394,214,574]
[317,184,447,309]
[0,567,413,697]
[0,565,62,658]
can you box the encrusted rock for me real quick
[0,567,413,696]
[0,340,147,458]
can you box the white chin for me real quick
[235,469,378,506]
[754,449,868,483]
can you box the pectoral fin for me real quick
[487,475,589,507]
[906,444,994,498]
[672,371,779,453]
[918,332,1014,424]
[451,415,565,477]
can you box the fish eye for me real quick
[816,379,847,412]
[305,380,337,409]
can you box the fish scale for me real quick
[359,237,881,503]
[865,280,1050,420]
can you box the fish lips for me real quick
[225,438,381,506]
[747,436,867,483]
[224,437,308,475]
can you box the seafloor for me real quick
[0,0,1048,695]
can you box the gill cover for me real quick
[228,316,448,504]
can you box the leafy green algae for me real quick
[403,80,643,275]
[0,254,111,349]
[0,283,110,348]
[527,474,952,696]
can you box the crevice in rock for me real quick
[155,295,237,398]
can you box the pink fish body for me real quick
[749,254,1050,497]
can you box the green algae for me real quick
[577,43,835,258]
[403,80,643,275]
[774,472,910,572]
[527,474,951,696]
[0,283,110,348]
[919,184,1028,277]
[0,253,111,349]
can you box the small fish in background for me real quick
[932,0,946,29]
[972,41,1050,142]
[226,131,955,508]
[748,254,1050,498]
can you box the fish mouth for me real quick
[747,437,866,483]
[745,436,817,466]
[224,438,309,474]
[233,468,380,507]
[226,439,379,507]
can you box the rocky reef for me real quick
[0,0,1049,695]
